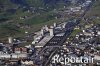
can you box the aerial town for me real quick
[0,0,100,66]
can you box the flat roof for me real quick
[35,36,53,48]
[55,33,65,36]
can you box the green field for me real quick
[85,0,100,17]
[0,0,69,41]
[84,0,100,25]
[0,0,100,42]
[70,29,82,37]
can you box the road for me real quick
[33,1,93,66]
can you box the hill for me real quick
[0,0,72,40]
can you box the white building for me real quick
[0,53,28,59]
[49,28,54,36]
[8,37,13,44]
